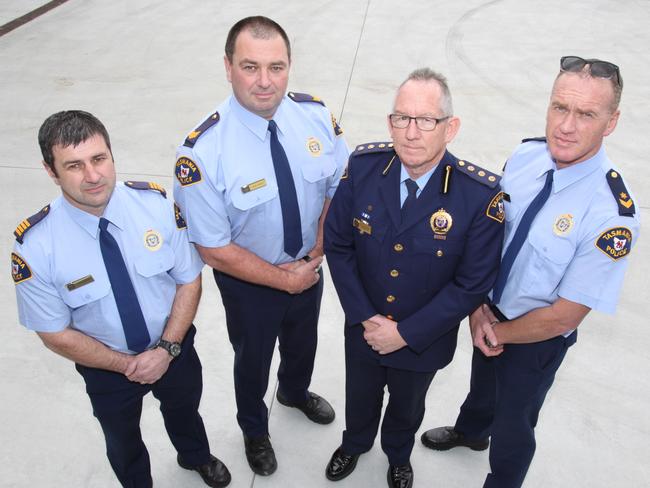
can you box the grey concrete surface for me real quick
[1,1,649,487]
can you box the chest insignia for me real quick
[430,208,453,238]
[11,252,32,284]
[144,229,163,251]
[241,178,267,194]
[306,136,322,157]
[553,214,574,236]
[595,227,632,261]
[175,157,202,186]
[353,217,372,235]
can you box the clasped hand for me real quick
[363,314,407,354]
[470,303,504,357]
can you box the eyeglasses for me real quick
[389,114,449,131]
[560,56,622,87]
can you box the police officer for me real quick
[173,16,348,476]
[323,68,505,488]
[421,57,640,488]
[12,111,230,488]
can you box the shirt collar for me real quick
[229,94,288,141]
[545,144,606,193]
[60,185,124,238]
[399,162,437,191]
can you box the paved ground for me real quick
[1,1,649,487]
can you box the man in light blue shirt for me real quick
[173,16,349,476]
[421,57,640,488]
[12,110,230,488]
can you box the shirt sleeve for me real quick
[164,199,204,284]
[326,132,350,199]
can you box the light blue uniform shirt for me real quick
[13,183,204,353]
[399,164,436,207]
[174,94,349,265]
[495,141,640,333]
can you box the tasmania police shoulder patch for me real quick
[175,156,202,186]
[125,181,167,198]
[174,202,187,229]
[183,112,220,148]
[486,191,506,223]
[288,91,325,106]
[11,252,32,284]
[14,204,50,243]
[595,226,633,261]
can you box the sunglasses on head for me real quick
[560,56,622,88]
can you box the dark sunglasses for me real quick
[560,56,622,88]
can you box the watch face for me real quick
[169,343,182,357]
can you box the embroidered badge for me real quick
[553,214,574,236]
[66,275,95,291]
[486,192,505,223]
[430,209,453,238]
[331,113,343,136]
[174,203,187,229]
[241,178,267,193]
[306,137,322,157]
[595,227,632,261]
[143,229,163,251]
[11,252,32,284]
[175,157,202,186]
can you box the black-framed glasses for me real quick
[560,56,622,87]
[389,113,449,131]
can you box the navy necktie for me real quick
[492,169,554,304]
[268,120,303,257]
[99,217,150,352]
[401,178,419,222]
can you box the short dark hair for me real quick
[38,110,112,173]
[225,16,291,62]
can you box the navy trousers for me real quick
[454,332,576,488]
[75,326,210,488]
[342,326,435,466]
[214,269,324,438]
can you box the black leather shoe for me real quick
[387,463,413,488]
[177,454,231,487]
[276,390,335,424]
[420,426,489,451]
[244,435,277,476]
[325,447,360,481]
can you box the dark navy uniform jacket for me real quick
[325,146,505,372]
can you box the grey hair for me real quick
[398,68,453,116]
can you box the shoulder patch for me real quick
[352,142,395,157]
[288,91,325,106]
[175,156,203,187]
[125,181,167,198]
[11,252,32,284]
[595,227,633,261]
[183,111,220,148]
[331,112,343,136]
[454,160,500,188]
[486,191,506,223]
[606,169,635,216]
[14,204,50,243]
[521,136,547,143]
[174,202,187,229]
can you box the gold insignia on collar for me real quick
[553,214,574,236]
[143,229,163,251]
[66,275,95,291]
[430,209,453,236]
[306,136,322,156]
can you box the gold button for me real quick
[436,250,444,257]
[368,144,375,149]
[386,315,394,320]
[357,145,365,151]
[458,160,465,166]
[390,269,399,277]
[611,171,619,178]
[386,295,396,303]
[388,143,394,147]
[488,176,496,182]
[393,243,404,252]
[379,143,386,148]
[468,165,475,172]
[478,170,486,177]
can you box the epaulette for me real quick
[14,204,50,243]
[455,160,500,189]
[521,136,547,143]
[183,112,220,148]
[606,169,635,216]
[288,91,325,106]
[125,181,167,198]
[352,142,395,157]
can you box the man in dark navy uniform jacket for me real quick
[323,68,505,488]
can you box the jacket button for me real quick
[393,243,404,252]
[436,249,444,257]
[390,269,399,277]
[386,295,396,303]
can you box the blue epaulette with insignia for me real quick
[521,136,546,143]
[174,202,187,229]
[352,142,395,157]
[455,160,500,189]
[14,204,50,243]
[125,181,167,198]
[183,112,220,148]
[288,91,325,106]
[606,169,635,216]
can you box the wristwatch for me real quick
[302,255,312,262]
[155,339,181,358]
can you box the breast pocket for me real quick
[523,233,575,296]
[134,245,175,278]
[301,158,337,225]
[412,236,464,291]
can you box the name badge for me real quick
[241,178,267,194]
[66,275,95,291]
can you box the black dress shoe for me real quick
[387,463,413,488]
[244,435,277,476]
[177,454,231,487]
[276,390,335,424]
[420,426,489,451]
[325,447,360,481]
